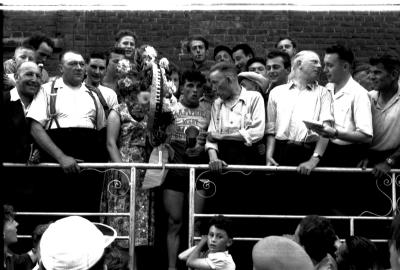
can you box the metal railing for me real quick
[3,162,400,270]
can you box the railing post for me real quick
[392,172,397,216]
[129,166,137,270]
[188,167,196,248]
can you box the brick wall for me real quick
[3,10,400,77]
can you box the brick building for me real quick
[3,9,400,77]
[3,7,400,270]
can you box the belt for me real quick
[278,139,316,149]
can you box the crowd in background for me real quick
[3,29,400,270]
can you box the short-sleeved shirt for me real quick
[205,87,265,152]
[266,81,334,142]
[368,87,400,151]
[326,77,373,145]
[205,251,236,270]
[27,78,98,129]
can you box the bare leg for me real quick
[163,189,185,270]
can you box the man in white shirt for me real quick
[313,44,373,167]
[206,62,265,173]
[266,50,334,175]
[27,50,107,213]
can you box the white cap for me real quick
[40,216,116,270]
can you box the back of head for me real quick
[40,216,116,270]
[252,236,314,270]
[297,215,337,263]
[232,43,255,58]
[338,235,379,270]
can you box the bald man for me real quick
[252,236,313,270]
[4,61,41,162]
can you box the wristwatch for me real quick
[386,157,395,166]
[312,153,322,160]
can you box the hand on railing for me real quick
[208,158,227,174]
[297,157,319,175]
[58,155,82,174]
[372,161,392,179]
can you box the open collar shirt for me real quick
[266,81,334,143]
[369,86,400,151]
[9,87,30,115]
[205,87,265,152]
[326,77,373,145]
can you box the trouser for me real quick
[34,128,107,218]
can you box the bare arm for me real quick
[186,236,211,269]
[106,110,122,163]
[30,119,80,174]
[297,136,330,175]
[266,134,278,166]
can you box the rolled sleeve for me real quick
[354,90,373,136]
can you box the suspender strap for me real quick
[48,78,60,129]
[86,89,99,129]
[85,84,110,117]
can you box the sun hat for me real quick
[252,235,314,270]
[238,71,269,91]
[40,216,117,270]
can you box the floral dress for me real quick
[100,101,155,247]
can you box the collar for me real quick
[54,77,84,90]
[288,80,319,91]
[9,87,21,102]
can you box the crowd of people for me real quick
[5,205,400,270]
[2,29,400,270]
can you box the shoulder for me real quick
[98,85,117,97]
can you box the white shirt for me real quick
[368,87,400,151]
[326,77,373,145]
[267,81,334,142]
[206,251,236,270]
[27,78,97,129]
[205,87,265,151]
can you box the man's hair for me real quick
[208,215,234,239]
[232,43,255,58]
[209,62,238,78]
[3,204,15,224]
[325,44,355,65]
[186,35,209,52]
[85,51,109,66]
[338,236,379,270]
[292,50,319,70]
[266,50,292,70]
[59,50,83,63]
[369,53,400,74]
[213,45,232,60]
[181,70,206,86]
[114,29,137,43]
[22,32,55,50]
[297,215,337,263]
[246,57,266,70]
[32,223,51,248]
[275,37,297,49]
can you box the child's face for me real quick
[207,225,232,253]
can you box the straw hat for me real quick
[238,71,269,91]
